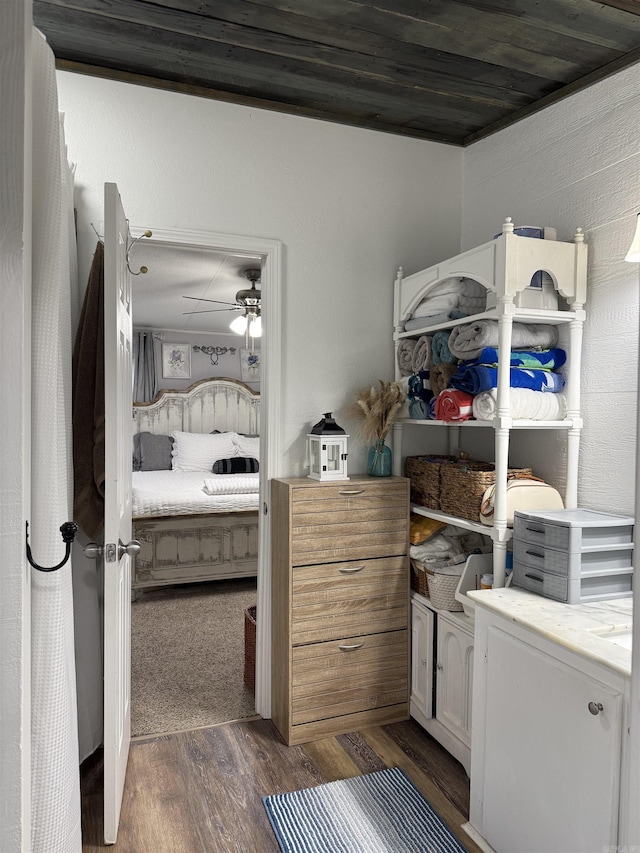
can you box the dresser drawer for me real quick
[291,556,407,643]
[292,629,408,725]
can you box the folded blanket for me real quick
[434,389,475,422]
[411,335,433,371]
[449,320,559,360]
[202,475,260,495]
[413,292,460,317]
[397,339,417,376]
[431,330,458,365]
[404,309,468,331]
[458,293,487,313]
[450,365,566,395]
[461,347,566,370]
[430,362,457,396]
[472,388,568,421]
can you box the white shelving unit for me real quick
[393,217,588,587]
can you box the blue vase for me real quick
[367,439,392,477]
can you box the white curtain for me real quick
[30,29,81,853]
[133,329,158,402]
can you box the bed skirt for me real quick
[132,511,259,593]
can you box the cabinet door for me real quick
[411,601,434,719]
[436,616,473,747]
[483,626,623,853]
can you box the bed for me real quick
[131,377,260,595]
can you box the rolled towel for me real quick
[435,389,475,422]
[461,347,566,370]
[428,397,438,419]
[431,330,458,365]
[449,320,559,360]
[449,365,566,395]
[409,399,431,419]
[411,335,433,371]
[430,363,457,396]
[397,339,417,376]
[473,388,568,421]
[407,370,432,401]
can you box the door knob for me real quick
[118,539,141,559]
[84,542,102,559]
[588,701,604,716]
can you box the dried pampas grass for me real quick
[352,380,406,444]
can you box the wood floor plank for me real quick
[82,717,476,852]
[302,735,363,782]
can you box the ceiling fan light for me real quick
[230,314,248,335]
[249,315,262,338]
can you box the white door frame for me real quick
[130,226,282,717]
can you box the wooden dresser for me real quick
[271,476,410,745]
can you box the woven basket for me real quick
[426,572,464,611]
[243,605,257,693]
[410,558,431,596]
[405,454,458,509]
[440,462,533,522]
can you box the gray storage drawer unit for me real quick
[512,508,634,604]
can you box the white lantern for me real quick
[307,413,349,481]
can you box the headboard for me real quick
[133,377,260,436]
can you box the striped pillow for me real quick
[212,457,259,474]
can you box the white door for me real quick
[103,182,136,844]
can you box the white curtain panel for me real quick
[30,29,82,853]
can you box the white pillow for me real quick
[171,430,238,472]
[233,434,260,462]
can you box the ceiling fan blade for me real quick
[182,307,241,315]
[182,295,238,307]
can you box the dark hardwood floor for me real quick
[81,717,481,852]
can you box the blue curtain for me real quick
[133,330,157,402]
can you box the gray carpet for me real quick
[131,578,258,737]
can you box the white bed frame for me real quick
[131,377,260,594]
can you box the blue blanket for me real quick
[461,347,566,370]
[431,330,458,365]
[450,365,565,395]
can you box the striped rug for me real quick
[262,766,469,852]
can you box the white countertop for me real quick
[467,587,633,676]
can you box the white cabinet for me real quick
[436,613,473,749]
[411,597,434,720]
[393,218,588,588]
[469,604,628,853]
[410,593,473,774]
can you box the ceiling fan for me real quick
[182,267,262,338]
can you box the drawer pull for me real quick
[525,572,543,583]
[338,489,365,495]
[525,550,545,559]
[338,565,365,574]
[338,641,365,651]
[588,701,604,716]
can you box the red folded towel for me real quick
[435,389,475,422]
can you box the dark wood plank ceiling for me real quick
[33,0,640,146]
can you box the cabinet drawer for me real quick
[291,556,407,644]
[292,630,408,724]
[513,538,634,578]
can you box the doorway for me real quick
[128,225,282,723]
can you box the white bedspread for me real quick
[132,470,259,517]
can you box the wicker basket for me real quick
[405,454,458,509]
[410,558,431,596]
[243,605,257,693]
[426,572,464,611]
[439,462,533,522]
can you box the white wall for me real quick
[136,327,260,395]
[462,66,640,516]
[57,72,463,475]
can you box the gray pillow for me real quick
[133,432,174,471]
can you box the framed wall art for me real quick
[240,349,261,382]
[162,342,191,380]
